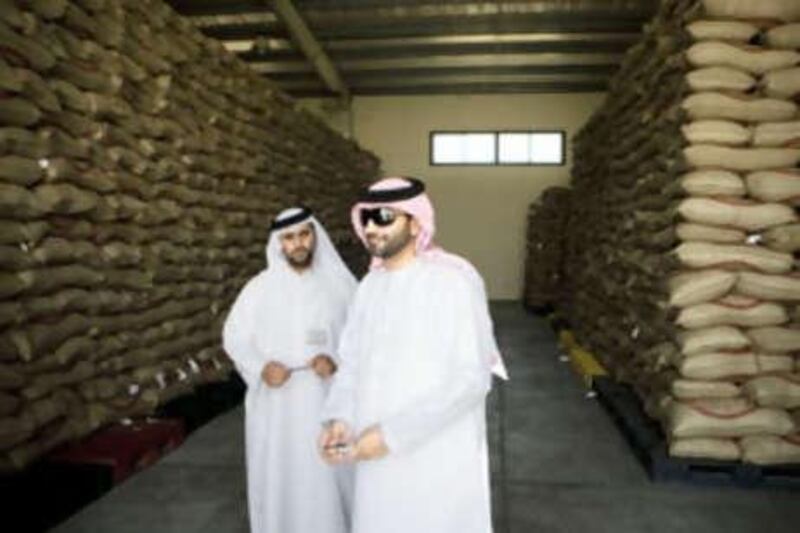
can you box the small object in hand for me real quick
[319,419,353,464]
[324,442,351,457]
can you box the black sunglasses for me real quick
[360,207,404,228]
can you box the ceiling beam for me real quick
[190,12,278,29]
[291,1,657,23]
[268,0,350,102]
[289,83,608,97]
[250,52,624,74]
[167,0,270,17]
[199,20,645,41]
[266,63,619,81]
[277,72,609,90]
[222,32,640,54]
[188,1,656,39]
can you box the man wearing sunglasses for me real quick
[319,178,507,533]
[223,207,356,533]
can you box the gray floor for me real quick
[55,302,799,533]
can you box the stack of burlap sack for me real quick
[0,0,378,471]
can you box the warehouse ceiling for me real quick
[164,0,658,98]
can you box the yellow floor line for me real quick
[557,329,607,387]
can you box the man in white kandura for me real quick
[319,177,508,533]
[223,206,356,533]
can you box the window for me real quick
[499,132,564,165]
[430,131,565,166]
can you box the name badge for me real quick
[306,328,328,346]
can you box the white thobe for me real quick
[323,256,494,533]
[224,270,352,533]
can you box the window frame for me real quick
[429,129,567,167]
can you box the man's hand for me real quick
[319,420,353,465]
[353,424,389,461]
[310,354,337,379]
[261,361,290,388]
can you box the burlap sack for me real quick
[669,437,741,460]
[744,375,800,409]
[668,398,796,438]
[741,434,800,465]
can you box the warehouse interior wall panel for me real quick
[314,93,605,299]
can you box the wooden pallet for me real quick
[1,376,246,532]
[593,377,800,489]
[50,418,185,484]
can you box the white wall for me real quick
[302,93,605,299]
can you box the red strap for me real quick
[687,400,757,419]
[784,434,800,446]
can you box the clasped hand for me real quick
[319,421,388,464]
[261,354,337,387]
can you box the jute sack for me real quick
[676,299,788,329]
[682,92,797,122]
[686,19,760,41]
[687,20,760,42]
[0,417,34,451]
[0,156,43,186]
[676,223,746,244]
[669,437,741,460]
[736,271,800,301]
[682,120,751,146]
[762,67,800,98]
[678,197,796,231]
[748,326,800,352]
[639,342,681,370]
[35,184,100,215]
[686,41,800,75]
[753,122,800,147]
[701,0,800,22]
[762,224,800,252]
[0,391,19,418]
[0,97,41,127]
[686,67,756,92]
[0,127,49,159]
[746,170,800,204]
[0,221,48,246]
[668,397,796,438]
[684,145,800,172]
[0,367,25,390]
[741,434,800,465]
[743,375,800,409]
[672,379,742,400]
[766,24,800,49]
[669,270,738,308]
[675,242,793,274]
[678,352,794,380]
[681,169,745,197]
[4,418,75,470]
[0,183,47,219]
[679,325,750,355]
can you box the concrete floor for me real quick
[55,302,799,533]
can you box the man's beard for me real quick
[366,226,413,259]
[286,247,313,269]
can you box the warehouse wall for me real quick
[303,93,605,299]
